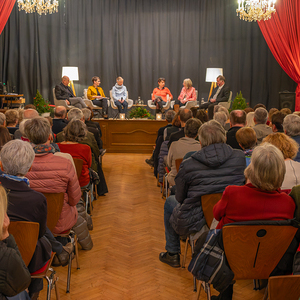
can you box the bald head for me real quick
[54,106,67,119]
[230,110,246,127]
[179,109,193,126]
[23,109,39,120]
[62,76,70,86]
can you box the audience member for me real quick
[55,76,87,109]
[112,77,128,115]
[5,109,19,135]
[190,107,198,118]
[24,104,36,110]
[253,107,272,144]
[281,108,292,115]
[195,109,208,124]
[0,112,5,126]
[226,110,246,150]
[283,114,300,162]
[253,103,266,111]
[214,106,230,130]
[152,77,173,113]
[271,111,286,132]
[235,127,257,166]
[0,185,31,299]
[52,106,68,134]
[14,109,39,140]
[213,112,227,129]
[0,126,12,150]
[244,107,254,114]
[159,120,246,268]
[263,133,300,191]
[175,78,197,107]
[246,111,255,127]
[166,119,202,186]
[164,112,181,140]
[212,143,295,300]
[168,109,193,149]
[268,108,279,125]
[293,111,300,117]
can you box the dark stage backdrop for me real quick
[0,0,297,109]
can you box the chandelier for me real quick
[236,0,276,22]
[17,0,59,15]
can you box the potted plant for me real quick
[33,90,53,116]
[129,107,155,119]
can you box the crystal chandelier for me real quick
[236,0,276,22]
[17,0,59,15]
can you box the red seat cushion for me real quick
[31,260,50,275]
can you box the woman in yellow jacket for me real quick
[87,76,108,119]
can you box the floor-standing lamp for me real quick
[205,68,223,101]
[62,66,79,96]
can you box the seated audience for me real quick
[281,108,292,115]
[253,107,272,144]
[87,76,109,119]
[270,111,286,132]
[246,111,255,127]
[152,77,173,113]
[58,120,92,187]
[226,110,246,150]
[5,109,19,135]
[24,104,36,110]
[195,109,209,124]
[55,76,87,109]
[253,103,266,110]
[268,108,279,125]
[0,185,31,299]
[166,119,202,186]
[112,77,128,115]
[0,126,12,150]
[0,112,5,126]
[175,78,196,107]
[163,111,181,141]
[159,120,246,268]
[213,112,227,129]
[190,107,198,118]
[235,127,257,166]
[244,107,254,114]
[215,106,230,130]
[52,106,68,134]
[263,133,300,191]
[212,142,295,300]
[14,109,39,140]
[283,114,300,162]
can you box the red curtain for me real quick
[258,0,300,110]
[0,0,16,35]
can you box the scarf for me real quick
[32,143,56,154]
[114,83,126,94]
[0,173,30,186]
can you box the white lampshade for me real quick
[62,66,79,81]
[205,68,223,83]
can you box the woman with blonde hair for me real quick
[246,111,255,127]
[175,78,196,107]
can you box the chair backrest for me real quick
[223,224,298,280]
[73,158,84,180]
[175,158,183,172]
[83,89,88,99]
[42,192,65,232]
[53,88,59,106]
[201,193,223,228]
[268,275,300,300]
[8,221,39,266]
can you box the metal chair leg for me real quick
[66,252,72,293]
[206,283,211,300]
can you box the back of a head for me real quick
[236,127,256,150]
[214,105,222,114]
[196,109,208,123]
[283,114,300,137]
[0,126,12,150]
[280,108,292,115]
[23,109,39,120]
[190,107,198,118]
[268,108,279,121]
[218,107,230,120]
[172,112,181,127]
[246,112,255,127]
[271,111,286,131]
[82,108,92,121]
[5,109,18,125]
[64,119,87,142]
[0,140,35,176]
[184,118,202,138]
[24,104,37,110]
[244,143,285,191]
[230,110,246,126]
[254,107,268,124]
[68,108,84,121]
[0,113,5,126]
[198,120,226,147]
[24,117,51,145]
[54,106,67,118]
[179,109,193,123]
[244,107,254,114]
[165,110,176,123]
[213,112,227,128]
[253,103,266,111]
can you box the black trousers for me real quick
[93,99,108,115]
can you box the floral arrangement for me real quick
[129,107,155,119]
[231,91,248,111]
[33,90,53,114]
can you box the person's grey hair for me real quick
[244,143,285,191]
[198,120,226,147]
[165,110,176,123]
[217,106,230,119]
[19,119,30,137]
[67,108,84,121]
[24,117,51,145]
[82,108,91,121]
[0,113,5,126]
[283,114,300,137]
[254,107,268,124]
[184,118,202,138]
[63,119,87,142]
[246,112,255,127]
[213,112,227,128]
[0,140,35,176]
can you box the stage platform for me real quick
[93,119,165,153]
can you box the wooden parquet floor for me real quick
[41,153,265,300]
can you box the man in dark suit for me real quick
[201,75,230,119]
[226,110,246,150]
[52,106,68,134]
[55,76,87,108]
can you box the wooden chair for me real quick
[197,223,298,300]
[268,275,300,300]
[9,221,60,300]
[73,158,83,181]
[201,193,223,228]
[175,158,183,172]
[42,192,80,293]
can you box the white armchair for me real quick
[147,94,171,111]
[219,91,233,110]
[83,89,110,112]
[109,90,133,119]
[53,88,75,109]
[170,90,198,109]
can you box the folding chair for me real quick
[268,275,300,300]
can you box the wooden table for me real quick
[0,94,25,108]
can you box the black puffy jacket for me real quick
[170,143,246,236]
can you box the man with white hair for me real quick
[253,107,272,144]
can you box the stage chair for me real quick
[109,90,133,119]
[170,90,198,109]
[268,275,300,300]
[219,91,232,110]
[42,192,80,294]
[9,221,60,300]
[196,222,298,300]
[83,89,110,117]
[52,88,75,109]
[147,94,171,112]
